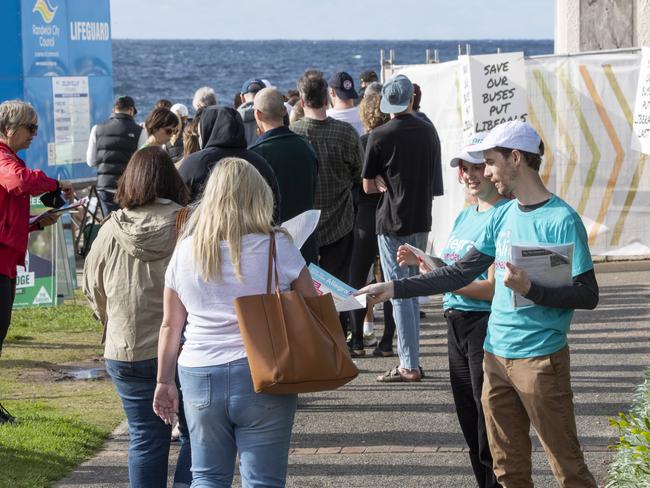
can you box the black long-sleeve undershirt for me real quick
[393,247,599,310]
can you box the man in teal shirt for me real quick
[359,121,598,488]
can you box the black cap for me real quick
[114,95,137,115]
[328,72,358,100]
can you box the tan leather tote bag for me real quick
[234,233,359,394]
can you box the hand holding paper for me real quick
[309,264,366,312]
[503,262,532,296]
[29,197,89,226]
[281,210,320,250]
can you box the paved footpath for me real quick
[56,261,650,487]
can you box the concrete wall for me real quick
[555,0,650,54]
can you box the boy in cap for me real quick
[326,71,363,135]
[361,74,443,382]
[359,120,598,487]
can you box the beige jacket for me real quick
[83,199,181,361]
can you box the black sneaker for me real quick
[0,402,16,424]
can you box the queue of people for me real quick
[0,64,600,488]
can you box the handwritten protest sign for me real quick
[459,52,528,137]
[632,47,650,155]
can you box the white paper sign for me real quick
[51,76,91,165]
[459,52,529,137]
[632,47,650,155]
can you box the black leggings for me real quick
[348,200,395,351]
[446,309,500,488]
[0,274,16,355]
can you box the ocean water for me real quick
[113,39,553,120]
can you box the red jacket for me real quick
[0,142,58,278]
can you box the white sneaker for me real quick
[363,332,378,348]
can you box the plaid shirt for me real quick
[290,117,362,247]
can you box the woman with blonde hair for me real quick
[153,158,317,487]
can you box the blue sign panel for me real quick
[8,0,113,182]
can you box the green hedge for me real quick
[607,368,650,487]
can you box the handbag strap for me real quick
[266,232,281,295]
[175,207,190,238]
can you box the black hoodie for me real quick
[179,106,281,221]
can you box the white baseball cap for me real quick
[450,132,487,167]
[170,103,189,118]
[466,121,541,159]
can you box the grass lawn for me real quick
[0,292,124,488]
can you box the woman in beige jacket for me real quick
[83,146,191,488]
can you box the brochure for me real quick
[281,209,320,250]
[403,243,446,270]
[510,243,574,308]
[308,263,366,312]
[29,197,88,226]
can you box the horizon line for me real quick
[111,37,554,42]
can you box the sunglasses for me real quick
[24,124,38,134]
[164,127,177,136]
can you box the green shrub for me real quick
[607,368,650,487]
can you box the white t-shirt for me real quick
[165,232,305,367]
[326,107,364,135]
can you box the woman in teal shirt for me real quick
[398,135,506,488]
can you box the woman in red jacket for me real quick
[0,100,73,417]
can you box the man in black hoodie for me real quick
[179,106,281,221]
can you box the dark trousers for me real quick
[0,274,16,355]
[97,189,119,216]
[318,230,353,336]
[445,309,501,488]
[348,200,395,351]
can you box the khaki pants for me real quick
[481,346,597,488]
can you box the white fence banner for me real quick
[387,48,649,257]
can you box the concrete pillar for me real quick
[555,0,649,54]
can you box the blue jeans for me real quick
[179,358,297,488]
[105,358,192,488]
[377,232,428,370]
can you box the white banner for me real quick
[387,48,649,257]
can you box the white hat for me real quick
[170,103,189,118]
[450,132,487,167]
[466,121,541,159]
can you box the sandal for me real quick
[376,366,422,383]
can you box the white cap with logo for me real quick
[466,121,541,159]
[450,132,487,167]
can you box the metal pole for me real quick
[434,49,439,63]
[497,47,501,54]
[380,49,385,83]
[458,44,462,56]
[425,49,431,64]
[389,49,395,65]
[466,43,471,55]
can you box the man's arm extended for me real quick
[394,247,494,299]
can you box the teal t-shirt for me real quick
[473,195,593,359]
[440,199,509,312]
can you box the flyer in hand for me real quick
[510,243,574,308]
[281,209,320,249]
[403,243,446,270]
[308,263,366,312]
[29,197,89,226]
